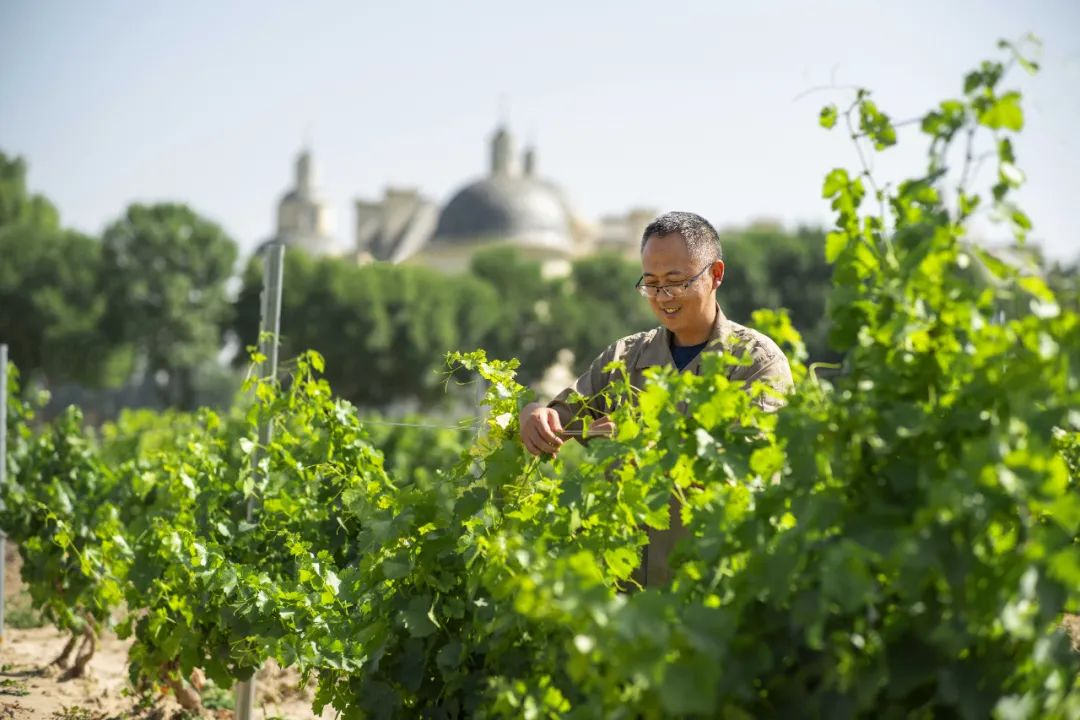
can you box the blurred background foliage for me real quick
[2,149,1076,417]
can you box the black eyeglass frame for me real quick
[634,263,715,298]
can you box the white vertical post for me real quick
[246,240,285,520]
[471,372,488,480]
[235,242,285,720]
[475,372,486,441]
[0,344,7,644]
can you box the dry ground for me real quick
[1,544,330,720]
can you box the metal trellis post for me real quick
[235,242,285,720]
[1,344,8,644]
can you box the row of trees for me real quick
[2,149,1076,412]
[229,224,840,407]
[0,154,236,409]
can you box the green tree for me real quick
[719,222,837,362]
[1046,256,1079,316]
[0,151,59,231]
[232,251,500,408]
[0,226,130,387]
[0,151,129,386]
[100,203,237,410]
[230,238,838,409]
[550,251,656,374]
[468,246,562,383]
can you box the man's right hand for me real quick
[519,402,565,456]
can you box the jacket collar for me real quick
[634,303,733,370]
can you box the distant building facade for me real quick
[270,125,655,272]
[270,148,338,256]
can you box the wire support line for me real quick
[358,419,484,432]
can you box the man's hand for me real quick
[584,416,617,439]
[519,402,565,456]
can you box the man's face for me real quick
[640,233,724,338]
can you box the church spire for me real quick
[490,125,515,177]
[523,145,536,177]
[296,148,314,196]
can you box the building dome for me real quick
[432,174,574,254]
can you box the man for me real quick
[518,211,794,586]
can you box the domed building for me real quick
[342,123,657,272]
[353,125,604,275]
[266,126,653,270]
[419,126,580,274]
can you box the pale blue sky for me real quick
[2,1,1078,261]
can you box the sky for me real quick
[2,0,1078,262]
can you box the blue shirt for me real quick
[670,340,708,371]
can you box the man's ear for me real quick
[712,260,726,288]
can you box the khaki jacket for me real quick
[547,305,793,587]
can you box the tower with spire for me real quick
[274,147,338,256]
[490,125,516,177]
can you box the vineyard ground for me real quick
[1,545,330,720]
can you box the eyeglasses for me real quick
[635,264,713,298]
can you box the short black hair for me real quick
[640,211,722,264]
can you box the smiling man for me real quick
[518,210,794,585]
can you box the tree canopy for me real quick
[229,232,851,410]
[99,203,238,409]
[0,152,127,386]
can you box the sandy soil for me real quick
[1,625,332,720]
[1,543,330,720]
